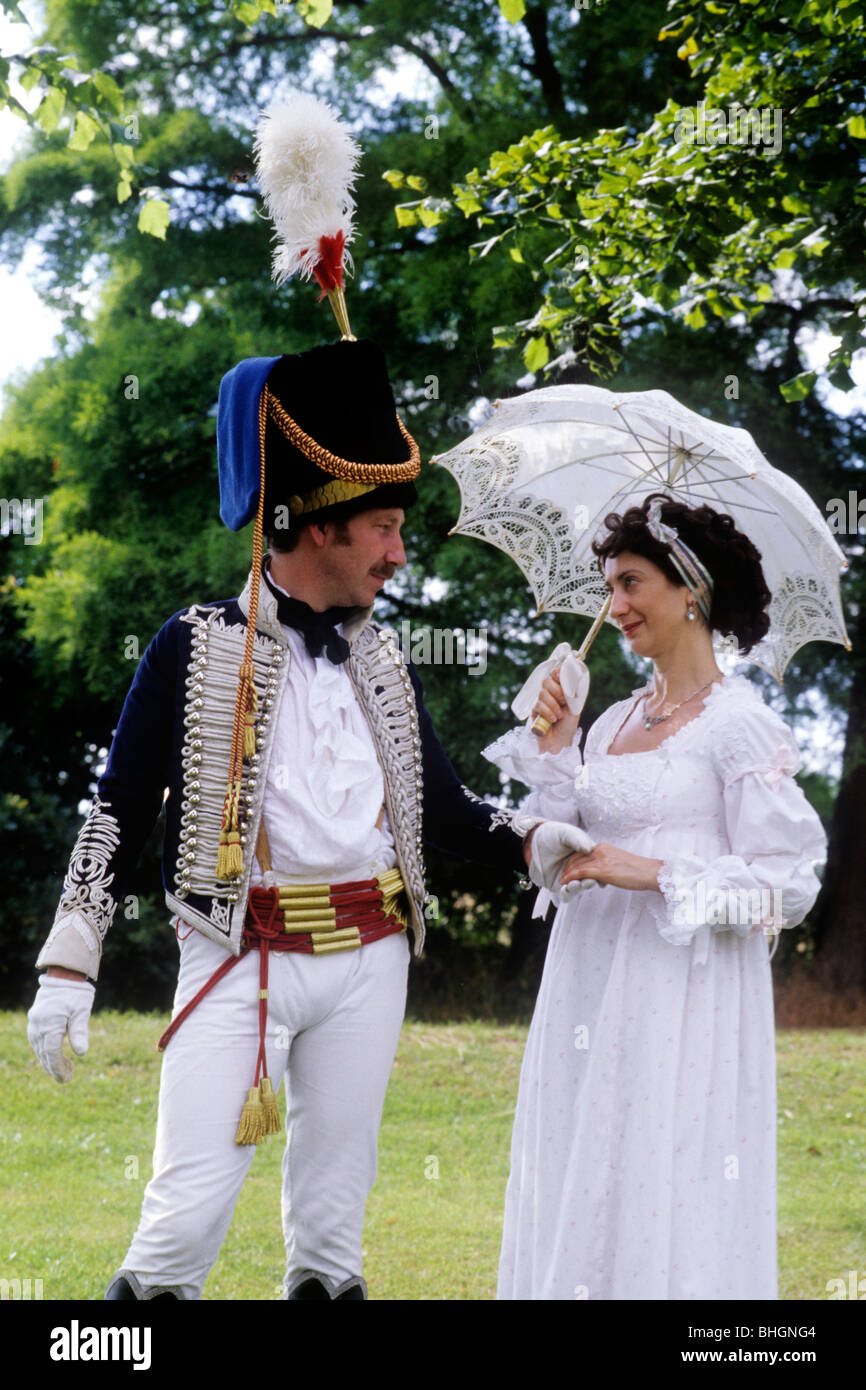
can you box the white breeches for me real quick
[122,924,410,1298]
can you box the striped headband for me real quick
[645,496,714,623]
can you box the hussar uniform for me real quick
[28,92,552,1300]
[31,334,535,1301]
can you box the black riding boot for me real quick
[105,1269,187,1300]
[285,1270,367,1300]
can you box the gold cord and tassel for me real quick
[220,281,404,1143]
[216,780,245,879]
[217,391,268,881]
[216,324,420,879]
[233,820,283,1146]
[235,1086,267,1145]
[259,1076,282,1135]
[234,1077,282,1146]
[241,662,258,758]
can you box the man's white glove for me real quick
[27,975,95,1083]
[528,821,601,902]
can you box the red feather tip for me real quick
[311,231,346,296]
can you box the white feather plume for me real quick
[254,90,361,287]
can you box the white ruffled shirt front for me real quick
[249,586,396,886]
[484,674,827,1300]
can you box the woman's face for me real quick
[603,550,692,657]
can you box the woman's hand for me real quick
[559,843,664,893]
[532,668,581,754]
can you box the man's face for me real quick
[315,508,407,608]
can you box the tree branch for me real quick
[162,173,259,200]
[521,4,565,119]
[158,25,473,123]
[393,36,469,112]
[766,297,857,378]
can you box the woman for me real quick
[485,492,827,1300]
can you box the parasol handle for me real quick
[531,594,612,735]
[576,591,612,661]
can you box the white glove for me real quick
[528,820,601,901]
[27,975,95,1083]
[511,644,591,723]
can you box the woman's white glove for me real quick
[511,643,591,723]
[27,974,95,1083]
[529,821,600,901]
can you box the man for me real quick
[26,337,584,1300]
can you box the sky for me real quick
[0,3,60,399]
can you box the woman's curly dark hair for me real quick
[590,492,771,654]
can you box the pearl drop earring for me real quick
[686,606,695,622]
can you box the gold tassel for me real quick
[217,829,243,880]
[216,836,231,880]
[217,403,265,881]
[235,1086,266,1146]
[259,1077,281,1135]
[217,780,245,880]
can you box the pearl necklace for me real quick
[642,677,720,731]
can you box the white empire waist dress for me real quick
[484,675,827,1301]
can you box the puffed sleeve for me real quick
[483,725,586,921]
[646,698,827,964]
[482,724,584,824]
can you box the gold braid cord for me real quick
[217,390,267,880]
[265,387,420,483]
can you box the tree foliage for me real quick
[393,0,865,395]
[0,0,861,1006]
[0,0,338,240]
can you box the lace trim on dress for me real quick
[596,675,764,760]
[483,724,583,789]
[651,860,699,944]
[651,851,789,967]
[648,859,712,963]
[657,860,679,914]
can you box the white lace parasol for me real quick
[434,384,850,683]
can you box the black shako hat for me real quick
[218,338,420,536]
[263,338,419,531]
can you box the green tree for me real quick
[436,0,865,392]
[400,0,866,1000]
[0,0,858,1005]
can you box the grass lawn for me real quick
[0,1012,863,1300]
